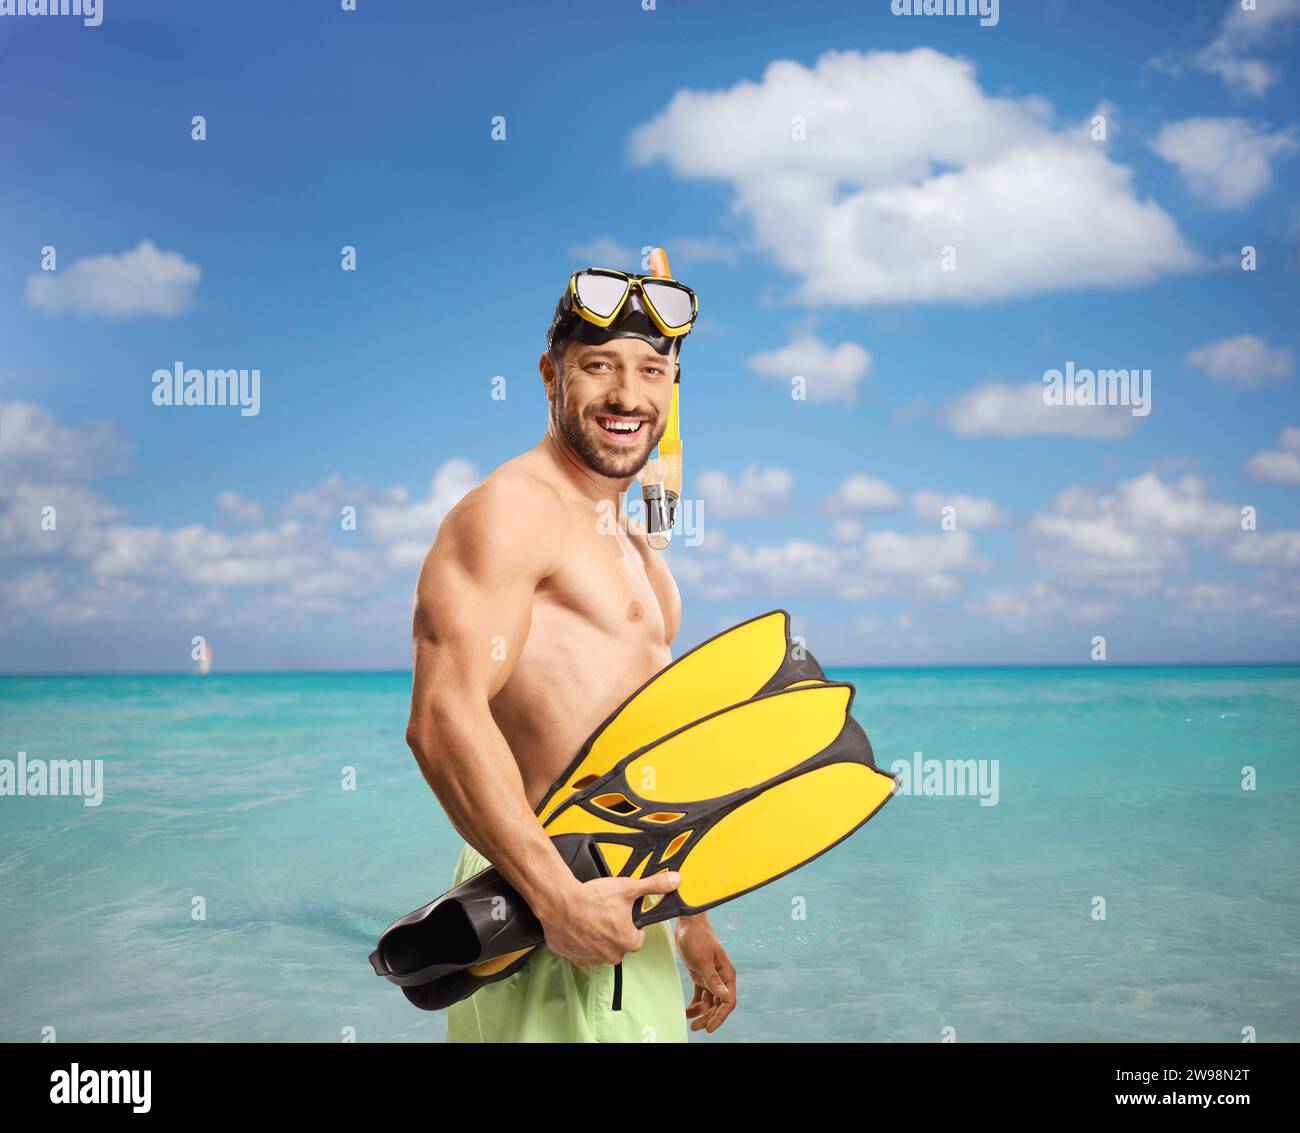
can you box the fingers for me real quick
[688,986,716,1032]
[606,920,645,964]
[574,926,644,967]
[701,962,729,1001]
[589,923,644,966]
[708,981,737,1031]
[717,953,737,993]
[684,984,708,1018]
[685,964,737,1033]
[623,870,681,899]
[690,993,734,1033]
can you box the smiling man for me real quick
[403,258,736,1042]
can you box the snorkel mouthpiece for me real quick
[643,480,669,548]
[643,478,678,551]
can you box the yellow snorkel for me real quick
[641,247,683,550]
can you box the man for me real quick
[404,260,736,1042]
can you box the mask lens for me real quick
[574,272,629,320]
[642,281,695,330]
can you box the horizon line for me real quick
[3,659,1300,679]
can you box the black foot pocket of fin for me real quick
[372,833,611,1010]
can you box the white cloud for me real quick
[892,397,929,424]
[1245,427,1300,483]
[1,569,60,619]
[278,463,478,559]
[675,526,984,603]
[724,539,853,596]
[25,241,201,317]
[1165,581,1270,615]
[217,491,265,524]
[1113,472,1242,537]
[1030,471,1242,587]
[861,529,986,576]
[92,522,324,588]
[941,382,1137,438]
[367,460,479,565]
[912,490,1008,529]
[0,401,132,481]
[827,473,901,511]
[1193,0,1300,96]
[674,539,865,602]
[280,472,400,522]
[0,403,481,629]
[695,466,793,517]
[1034,511,1172,584]
[0,403,131,564]
[832,518,863,542]
[0,569,159,627]
[82,493,451,611]
[566,236,638,268]
[1186,335,1294,390]
[665,235,741,266]
[966,582,1066,630]
[1225,530,1300,568]
[628,48,1201,305]
[1142,53,1184,80]
[0,481,122,561]
[748,333,871,403]
[1152,118,1297,209]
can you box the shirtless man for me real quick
[404,265,736,1042]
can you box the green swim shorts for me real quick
[444,842,688,1044]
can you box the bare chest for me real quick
[547,503,678,638]
[489,501,681,802]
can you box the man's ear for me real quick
[539,352,557,401]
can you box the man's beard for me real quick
[555,383,666,479]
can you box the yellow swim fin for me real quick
[543,680,894,921]
[536,609,823,824]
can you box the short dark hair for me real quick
[546,293,571,373]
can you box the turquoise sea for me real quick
[1,665,1297,1043]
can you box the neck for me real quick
[541,423,634,514]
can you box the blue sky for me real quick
[2,0,1299,671]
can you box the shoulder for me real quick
[434,465,570,575]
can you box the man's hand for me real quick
[675,914,736,1033]
[539,872,681,968]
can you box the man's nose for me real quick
[608,364,641,403]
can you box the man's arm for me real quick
[405,475,677,967]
